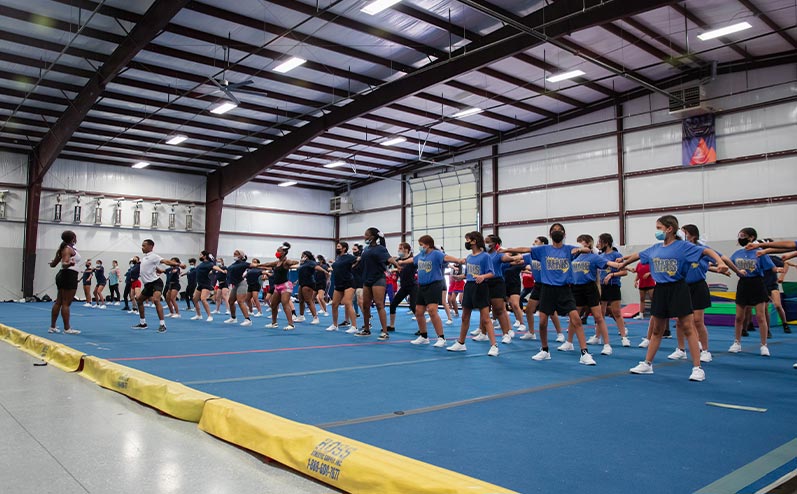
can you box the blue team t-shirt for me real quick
[465,251,495,282]
[487,251,507,279]
[638,240,705,283]
[598,250,623,286]
[570,253,608,285]
[684,244,722,284]
[730,248,775,278]
[414,249,445,286]
[522,253,542,283]
[529,244,578,286]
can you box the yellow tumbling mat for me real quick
[199,398,518,494]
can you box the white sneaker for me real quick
[190,315,202,320]
[425,317,431,323]
[433,337,446,348]
[668,348,687,360]
[621,337,631,347]
[689,366,705,382]
[630,361,653,374]
[171,313,181,319]
[601,344,613,356]
[265,322,279,328]
[224,318,237,324]
[520,332,537,340]
[760,345,770,357]
[253,312,262,318]
[295,315,306,323]
[487,345,499,357]
[240,319,252,327]
[508,330,516,338]
[326,324,338,332]
[532,350,551,361]
[206,316,214,322]
[472,333,489,342]
[470,328,482,336]
[579,352,597,365]
[557,341,575,352]
[638,338,650,348]
[83,303,92,307]
[321,311,329,316]
[283,325,295,331]
[411,316,417,321]
[411,336,430,345]
[586,335,601,345]
[555,333,565,343]
[446,319,453,325]
[345,327,358,334]
[517,324,526,332]
[700,350,713,363]
[211,310,220,314]
[98,305,106,310]
[633,313,644,320]
[513,320,521,328]
[447,341,467,352]
[64,328,81,335]
[113,301,120,306]
[728,341,742,353]
[128,310,137,314]
[501,334,512,344]
[309,317,319,325]
[48,327,60,334]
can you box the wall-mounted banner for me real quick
[682,114,717,167]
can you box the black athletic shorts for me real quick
[248,284,260,293]
[529,284,542,301]
[217,281,228,289]
[268,284,275,294]
[505,280,521,297]
[600,284,622,302]
[572,282,600,308]
[315,281,326,291]
[141,279,164,299]
[487,278,507,300]
[539,284,577,316]
[56,269,79,291]
[462,281,490,310]
[736,276,768,307]
[197,283,213,292]
[168,283,181,292]
[417,280,444,306]
[688,280,711,311]
[651,280,692,319]
[766,282,779,293]
[334,281,353,292]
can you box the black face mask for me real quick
[335,248,342,256]
[464,241,472,250]
[551,231,565,243]
[353,250,361,257]
[738,238,750,247]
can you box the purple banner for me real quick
[682,114,717,167]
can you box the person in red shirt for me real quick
[632,262,655,319]
[385,268,398,304]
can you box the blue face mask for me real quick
[655,230,666,241]
[364,239,371,246]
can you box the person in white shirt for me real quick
[132,239,184,333]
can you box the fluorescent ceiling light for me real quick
[210,101,238,114]
[697,21,752,41]
[361,0,401,15]
[324,161,346,168]
[278,181,297,187]
[380,136,407,146]
[273,57,306,73]
[132,161,149,169]
[165,134,187,145]
[452,107,483,119]
[546,70,585,83]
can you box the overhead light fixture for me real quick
[273,57,306,73]
[452,107,483,119]
[278,181,297,187]
[210,101,238,114]
[324,161,346,168]
[166,134,188,145]
[546,70,585,83]
[132,161,150,169]
[697,21,752,41]
[380,136,407,146]
[361,0,401,15]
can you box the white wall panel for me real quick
[226,182,332,214]
[218,235,334,262]
[221,208,333,238]
[625,169,705,210]
[499,181,618,222]
[499,137,617,188]
[717,101,797,158]
[340,209,402,239]
[499,218,621,250]
[46,159,206,202]
[623,124,681,172]
[0,222,24,299]
[349,178,402,210]
[0,150,27,184]
[499,107,615,152]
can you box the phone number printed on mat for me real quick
[307,438,357,481]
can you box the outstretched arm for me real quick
[503,246,531,254]
[747,240,797,251]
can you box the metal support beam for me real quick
[205,196,223,256]
[491,145,499,236]
[21,0,188,298]
[400,175,407,243]
[208,0,677,202]
[736,0,797,49]
[616,103,626,245]
[671,3,752,60]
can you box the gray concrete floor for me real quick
[0,341,337,494]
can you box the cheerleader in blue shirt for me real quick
[611,215,727,381]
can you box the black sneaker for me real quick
[378,332,389,340]
[132,323,148,330]
[663,328,672,338]
[340,321,351,327]
[414,330,422,336]
[157,325,167,333]
[122,307,130,311]
[747,323,756,332]
[767,329,772,339]
[354,329,371,337]
[742,327,749,337]
[784,324,792,334]
[386,326,395,332]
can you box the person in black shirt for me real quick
[259,242,300,330]
[191,251,225,322]
[314,255,330,315]
[163,258,182,318]
[388,242,417,332]
[353,227,399,339]
[296,251,328,325]
[245,258,265,318]
[184,258,197,311]
[326,242,358,333]
[93,260,107,308]
[223,249,255,327]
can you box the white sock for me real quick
[140,318,146,325]
[159,320,165,326]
